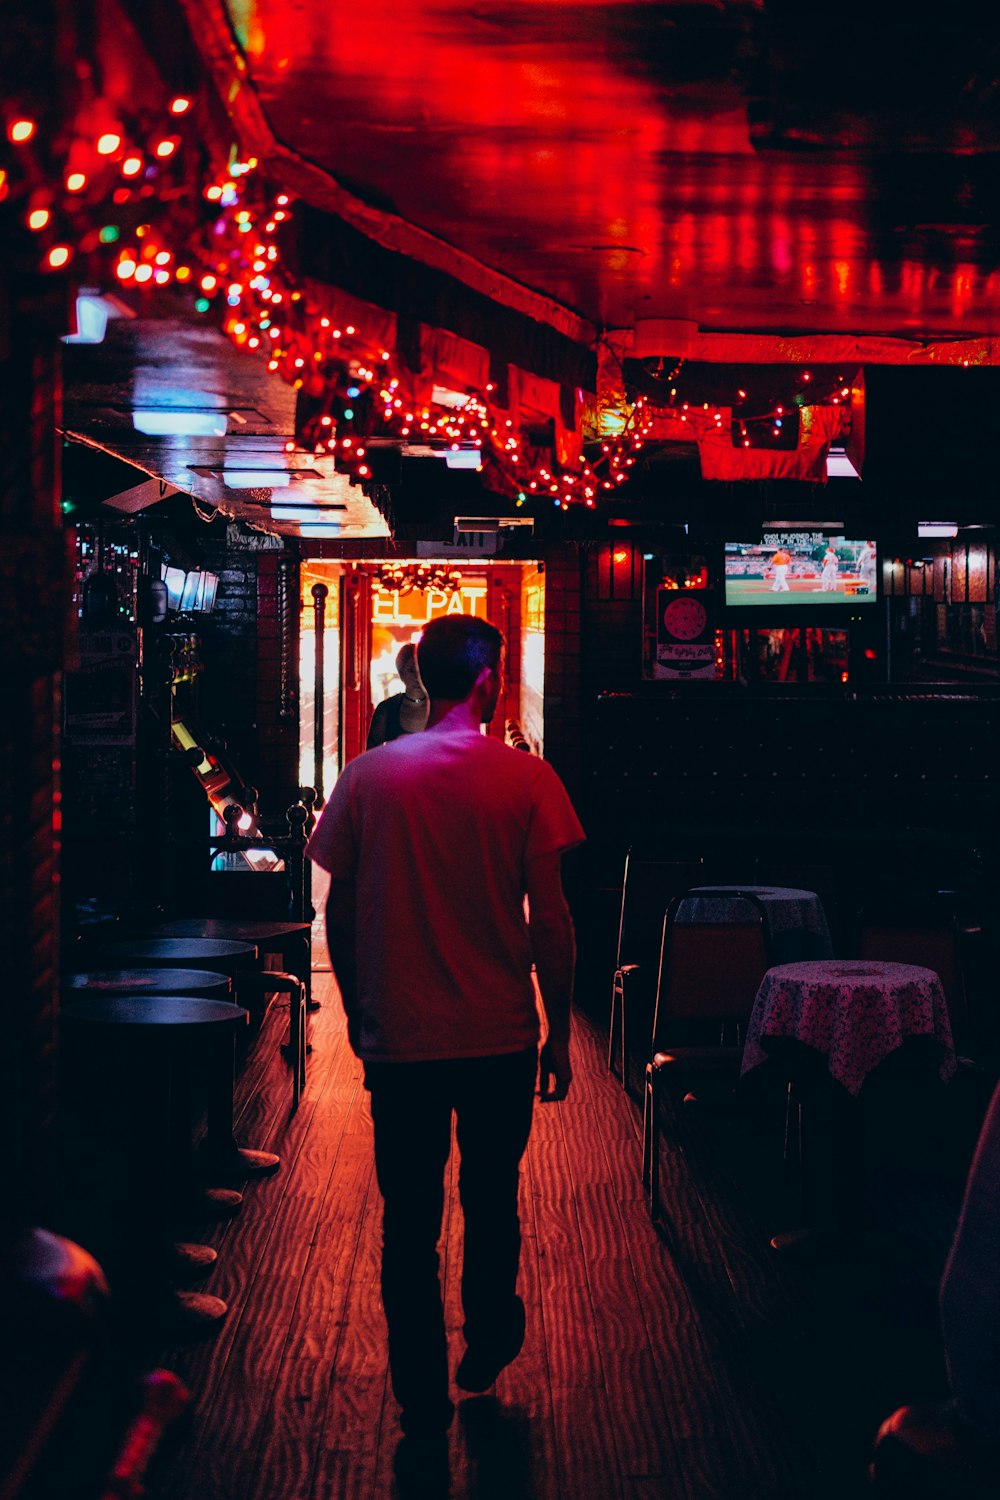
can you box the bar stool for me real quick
[132,921,312,1109]
[60,996,261,1335]
[96,936,306,1113]
[64,974,237,1274]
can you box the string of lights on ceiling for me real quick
[0,76,890,514]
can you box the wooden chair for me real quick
[607,855,704,1098]
[165,802,313,928]
[641,890,772,1221]
[858,898,970,1053]
[158,803,316,1105]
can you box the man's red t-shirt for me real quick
[306,728,585,1063]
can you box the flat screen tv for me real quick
[723,533,878,613]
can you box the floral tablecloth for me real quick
[677,886,833,963]
[740,959,957,1096]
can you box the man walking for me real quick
[306,615,583,1456]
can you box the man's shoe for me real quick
[455,1298,526,1392]
[393,1431,450,1497]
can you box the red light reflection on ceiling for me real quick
[218,0,1000,337]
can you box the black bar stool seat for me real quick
[64,967,232,999]
[61,993,253,1161]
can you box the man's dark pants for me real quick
[365,1047,537,1431]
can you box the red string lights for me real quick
[2,87,206,283]
[2,78,852,515]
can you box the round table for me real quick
[142,918,311,943]
[97,937,258,975]
[677,885,833,964]
[137,917,316,1010]
[741,958,957,1096]
[64,967,233,999]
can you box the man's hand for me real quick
[539,1035,572,1102]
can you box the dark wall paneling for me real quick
[591,540,644,603]
[969,544,988,603]
[934,555,948,602]
[541,545,584,813]
[1,274,65,1238]
[581,693,1000,897]
[582,544,643,705]
[198,536,261,795]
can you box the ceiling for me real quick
[62,314,389,540]
[202,0,1000,342]
[59,0,1000,538]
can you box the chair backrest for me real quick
[858,902,967,1045]
[652,890,772,1045]
[616,854,705,970]
[165,804,313,923]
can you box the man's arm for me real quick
[525,851,576,1101]
[325,878,361,1053]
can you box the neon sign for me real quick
[371,583,488,626]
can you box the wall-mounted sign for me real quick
[64,629,138,742]
[655,587,716,679]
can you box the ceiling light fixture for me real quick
[917,522,958,538]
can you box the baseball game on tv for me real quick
[723,533,878,608]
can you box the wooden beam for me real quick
[177,0,597,351]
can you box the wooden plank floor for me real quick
[144,956,960,1500]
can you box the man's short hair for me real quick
[417,616,503,700]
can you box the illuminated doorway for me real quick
[369,563,490,723]
[299,558,545,789]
